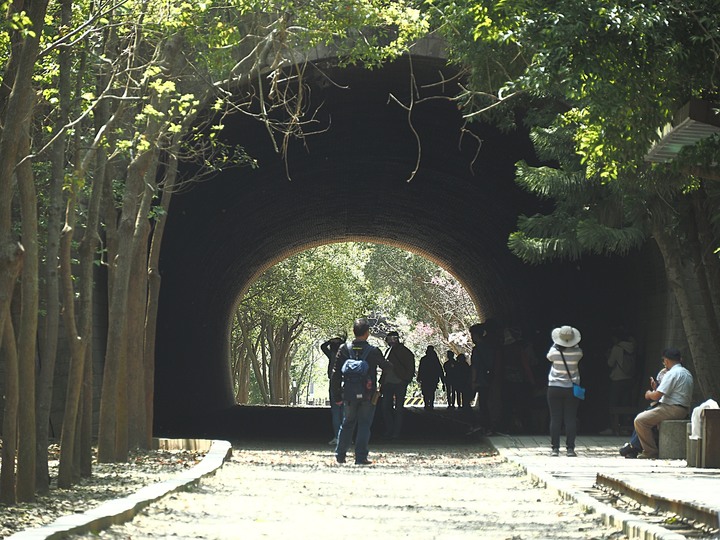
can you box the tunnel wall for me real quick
[152,55,673,436]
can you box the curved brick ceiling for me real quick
[154,56,644,431]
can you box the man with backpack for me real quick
[331,318,391,465]
[380,330,416,440]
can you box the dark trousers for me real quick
[446,384,457,407]
[420,382,437,409]
[501,380,533,432]
[547,386,579,450]
[382,382,408,438]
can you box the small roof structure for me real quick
[645,99,720,163]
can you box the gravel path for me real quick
[70,441,627,540]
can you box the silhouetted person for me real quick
[481,318,504,430]
[321,336,345,444]
[470,323,496,431]
[454,353,472,416]
[380,330,415,439]
[417,345,445,410]
[604,325,636,433]
[444,350,457,408]
[499,327,536,433]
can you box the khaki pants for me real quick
[634,403,688,456]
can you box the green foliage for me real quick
[363,243,477,340]
[235,242,478,403]
[433,0,720,173]
[509,118,648,263]
[240,242,375,335]
[430,1,720,263]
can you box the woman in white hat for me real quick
[546,325,583,457]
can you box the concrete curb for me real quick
[7,439,233,540]
[491,444,687,540]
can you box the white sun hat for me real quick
[551,325,581,347]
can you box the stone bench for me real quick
[658,419,689,459]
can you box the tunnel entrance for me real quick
[154,55,654,439]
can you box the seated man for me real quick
[633,347,694,459]
[619,367,667,458]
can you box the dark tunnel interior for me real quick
[154,55,654,439]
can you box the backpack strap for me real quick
[347,341,373,361]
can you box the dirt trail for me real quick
[71,441,626,540]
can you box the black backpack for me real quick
[341,343,373,402]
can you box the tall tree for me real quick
[0,0,51,503]
[429,0,720,398]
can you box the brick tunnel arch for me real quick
[154,55,651,436]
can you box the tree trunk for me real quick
[0,0,49,504]
[652,222,720,398]
[0,0,48,358]
[126,216,150,449]
[240,317,270,404]
[692,189,720,327]
[16,127,38,502]
[266,318,302,405]
[36,0,74,493]
[686,195,720,360]
[0,239,23,364]
[232,316,251,403]
[79,333,93,477]
[97,145,157,462]
[0,317,19,504]
[143,140,183,444]
[57,185,88,488]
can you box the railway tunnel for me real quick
[153,54,668,440]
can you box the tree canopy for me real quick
[428,0,720,398]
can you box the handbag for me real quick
[558,348,586,400]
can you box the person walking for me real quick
[546,325,583,457]
[331,318,391,465]
[380,330,415,439]
[417,345,445,410]
[633,347,694,459]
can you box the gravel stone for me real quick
[67,441,627,539]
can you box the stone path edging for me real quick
[491,442,687,540]
[6,439,232,540]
